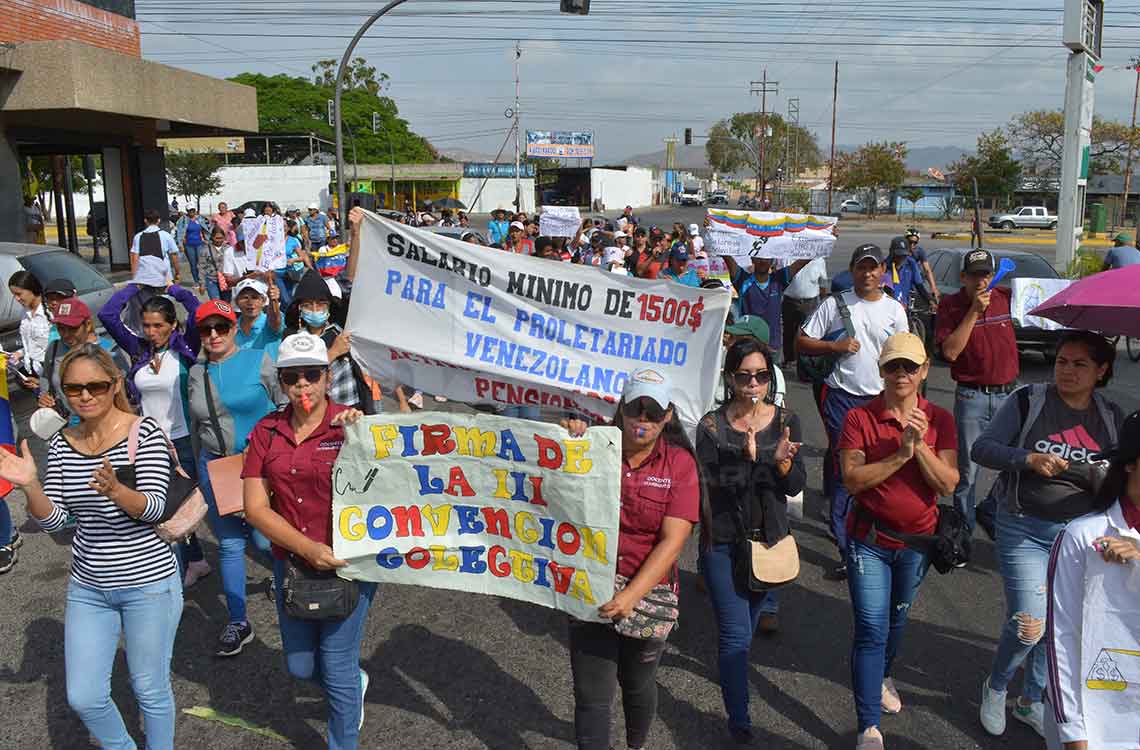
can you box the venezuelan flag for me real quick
[312,243,349,278]
[0,355,15,496]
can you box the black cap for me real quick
[962,249,995,274]
[849,243,884,267]
[889,236,909,255]
[1092,410,1140,464]
[292,269,333,304]
[44,278,77,297]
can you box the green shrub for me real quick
[1065,247,1103,279]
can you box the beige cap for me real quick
[879,332,927,366]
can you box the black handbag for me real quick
[282,555,360,621]
[114,418,203,525]
[865,504,971,574]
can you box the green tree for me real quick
[901,187,925,221]
[949,129,1021,205]
[166,151,224,209]
[1009,109,1140,177]
[20,156,91,223]
[705,112,823,179]
[833,142,908,217]
[312,57,389,95]
[230,72,439,164]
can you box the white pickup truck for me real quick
[988,206,1058,230]
[678,185,705,206]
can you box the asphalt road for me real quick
[2,207,1138,750]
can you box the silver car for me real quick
[0,243,115,351]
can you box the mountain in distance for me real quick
[438,146,498,163]
[616,144,971,174]
[835,145,971,173]
[619,144,714,172]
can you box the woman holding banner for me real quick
[570,368,701,750]
[243,332,374,750]
[696,337,805,743]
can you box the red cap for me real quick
[194,299,237,324]
[52,298,91,327]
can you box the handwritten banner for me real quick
[240,215,287,271]
[348,213,732,430]
[706,209,837,261]
[539,206,582,238]
[1012,277,1075,331]
[332,412,621,620]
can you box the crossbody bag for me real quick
[798,292,855,384]
[202,364,246,516]
[114,417,207,543]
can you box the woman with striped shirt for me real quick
[0,344,182,750]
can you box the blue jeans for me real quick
[273,559,376,750]
[197,450,272,623]
[699,544,778,731]
[501,405,542,420]
[273,269,292,309]
[988,503,1065,702]
[65,571,183,750]
[846,539,931,732]
[204,278,222,300]
[952,386,1010,532]
[183,244,201,283]
[0,498,11,546]
[823,386,874,555]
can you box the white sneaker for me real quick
[359,669,370,730]
[855,726,884,750]
[880,678,902,714]
[1012,698,1044,738]
[979,677,1007,736]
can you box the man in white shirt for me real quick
[798,244,909,578]
[688,223,706,258]
[130,209,180,286]
[782,256,829,376]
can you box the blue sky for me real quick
[137,0,1140,163]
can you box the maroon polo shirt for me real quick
[934,286,1019,386]
[839,395,958,550]
[243,402,349,559]
[1122,499,1140,531]
[618,438,700,579]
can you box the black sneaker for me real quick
[0,546,15,574]
[216,621,254,657]
[9,531,22,550]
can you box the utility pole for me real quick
[750,70,779,206]
[788,97,800,186]
[828,61,839,215]
[514,41,522,212]
[664,135,678,203]
[1123,57,1140,230]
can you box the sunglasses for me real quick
[62,380,114,398]
[732,369,772,387]
[621,397,669,423]
[883,359,922,375]
[279,367,326,386]
[197,321,233,337]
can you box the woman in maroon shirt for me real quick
[242,333,372,750]
[838,332,958,750]
[570,368,702,750]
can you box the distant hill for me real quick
[438,147,498,162]
[618,143,970,175]
[836,145,971,173]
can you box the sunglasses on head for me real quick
[279,367,326,386]
[621,397,669,423]
[197,321,233,337]
[883,359,922,375]
[62,380,114,398]
[732,369,771,387]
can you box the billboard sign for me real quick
[525,131,595,158]
[463,163,536,179]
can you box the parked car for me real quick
[707,190,729,205]
[0,243,116,353]
[839,198,865,214]
[679,186,705,206]
[987,206,1058,230]
[925,247,1064,357]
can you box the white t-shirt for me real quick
[223,245,253,278]
[134,350,189,440]
[130,226,178,287]
[785,257,829,300]
[801,290,909,396]
[690,234,705,258]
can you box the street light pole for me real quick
[1122,58,1140,230]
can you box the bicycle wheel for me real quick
[1128,336,1140,363]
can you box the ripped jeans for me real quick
[846,538,930,732]
[988,503,1066,703]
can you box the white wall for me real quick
[195,165,333,214]
[591,167,653,210]
[459,177,536,214]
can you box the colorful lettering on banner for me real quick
[332,413,621,621]
[705,209,838,261]
[240,215,287,271]
[348,213,732,433]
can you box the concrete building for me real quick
[0,0,257,268]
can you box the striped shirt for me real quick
[39,417,176,590]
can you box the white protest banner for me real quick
[240,215,287,271]
[1012,278,1075,331]
[333,412,621,621]
[539,206,582,238]
[348,213,732,431]
[705,209,837,261]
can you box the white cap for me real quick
[613,230,628,239]
[233,277,268,301]
[688,223,700,235]
[242,208,256,218]
[276,332,329,369]
[509,221,526,230]
[308,203,319,210]
[622,367,673,410]
[602,246,625,266]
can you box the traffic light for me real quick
[684,128,692,145]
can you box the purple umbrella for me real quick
[1029,266,1140,337]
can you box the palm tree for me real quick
[902,188,925,221]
